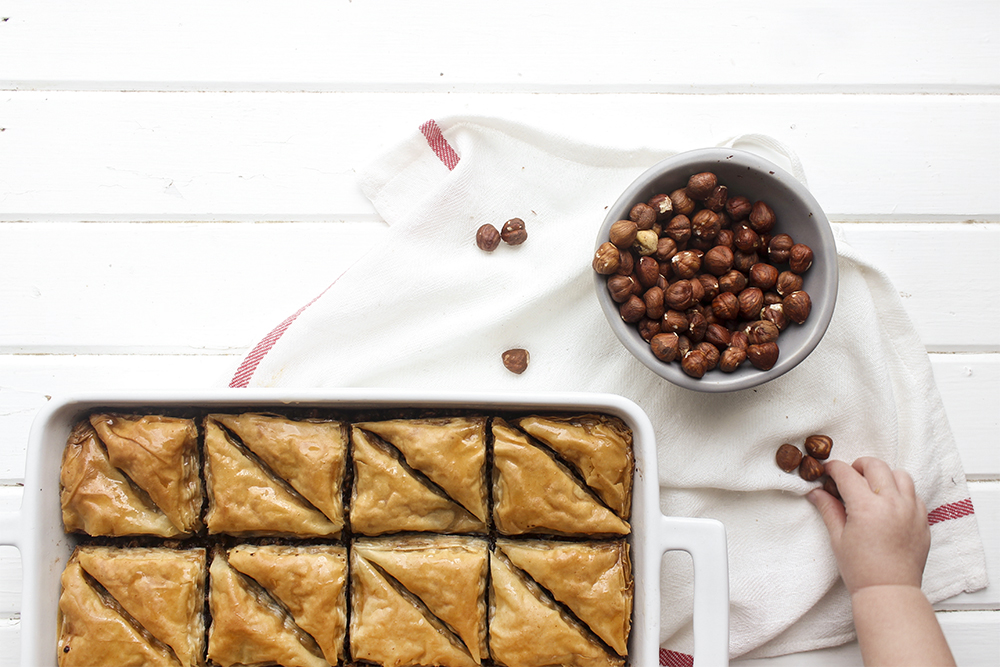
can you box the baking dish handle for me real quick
[0,507,21,549]
[660,515,730,666]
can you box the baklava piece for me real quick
[491,419,629,537]
[489,551,625,667]
[350,538,485,667]
[351,425,485,536]
[60,421,184,538]
[228,545,348,666]
[207,549,329,667]
[352,536,488,664]
[203,416,342,537]
[58,547,206,667]
[516,414,634,520]
[497,539,632,657]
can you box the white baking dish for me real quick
[0,389,729,666]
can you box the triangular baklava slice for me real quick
[491,419,629,537]
[516,414,633,520]
[203,417,340,537]
[207,550,329,667]
[57,555,183,667]
[60,422,181,537]
[350,553,478,667]
[498,539,632,657]
[350,425,485,535]
[489,551,624,667]
[228,545,347,666]
[353,417,488,523]
[211,413,347,530]
[74,546,207,667]
[353,536,488,663]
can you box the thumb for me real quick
[807,488,846,541]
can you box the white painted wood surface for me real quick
[0,2,997,665]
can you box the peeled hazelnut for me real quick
[696,341,720,370]
[737,287,765,321]
[647,193,674,221]
[705,323,732,349]
[655,236,679,262]
[711,291,740,321]
[719,345,747,372]
[636,256,660,288]
[775,270,804,297]
[629,203,657,230]
[726,195,753,221]
[747,341,779,370]
[671,250,702,280]
[776,444,804,472]
[633,229,659,256]
[650,332,680,362]
[745,319,780,345]
[501,218,528,245]
[749,263,779,291]
[686,172,718,200]
[619,295,646,323]
[748,201,776,234]
[665,215,692,244]
[609,219,638,249]
[691,209,721,241]
[804,434,833,460]
[681,349,710,378]
[704,185,729,212]
[734,226,761,253]
[643,286,665,320]
[476,223,501,251]
[768,233,794,264]
[593,242,621,274]
[789,243,814,273]
[670,188,696,216]
[782,290,812,324]
[718,269,748,294]
[502,348,530,374]
[606,275,636,303]
[799,455,825,481]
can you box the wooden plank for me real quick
[1,92,998,220]
[1,1,997,91]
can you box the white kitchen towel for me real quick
[229,117,988,662]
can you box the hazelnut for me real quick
[647,193,674,221]
[688,276,706,304]
[782,290,812,324]
[662,310,689,334]
[768,233,794,264]
[502,348,530,374]
[655,236,679,262]
[804,434,833,460]
[715,228,735,249]
[638,316,662,342]
[476,223,501,251]
[644,286,665,320]
[501,218,528,245]
[663,280,695,311]
[687,310,708,343]
[745,319,780,345]
[704,185,729,212]
[616,250,634,276]
[681,349,710,378]
[633,229,659,256]
[593,242,621,274]
[737,287,765,321]
[730,331,749,350]
[636,256,660,288]
[607,275,636,303]
[823,476,842,500]
[629,203,657,230]
[763,291,783,306]
[749,263,779,291]
[734,226,761,253]
[669,188,696,216]
[775,444,803,472]
[799,455,825,482]
[650,332,680,362]
[748,201,776,233]
[718,345,747,372]
[671,250,702,280]
[789,243,814,274]
[695,273,720,302]
[609,219,638,249]
[686,172,718,200]
[619,295,646,323]
[665,215,692,244]
[718,269,748,294]
[705,323,732,349]
[711,292,740,321]
[761,303,789,331]
[726,195,753,221]
[676,334,693,358]
[691,209,721,241]
[747,341,779,370]
[702,245,734,276]
[733,249,759,273]
[775,270,804,297]
[696,341,720,370]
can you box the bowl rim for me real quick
[594,147,839,393]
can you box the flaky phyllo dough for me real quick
[60,415,201,537]
[57,547,206,667]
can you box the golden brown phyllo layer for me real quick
[58,410,634,666]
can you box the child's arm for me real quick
[807,457,955,667]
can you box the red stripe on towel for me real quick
[420,119,460,170]
[928,498,975,525]
[660,649,694,667]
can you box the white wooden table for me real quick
[1,2,997,664]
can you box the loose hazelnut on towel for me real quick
[776,443,804,472]
[501,218,528,245]
[804,434,833,460]
[823,476,842,500]
[476,224,501,251]
[799,455,825,481]
[502,348,530,374]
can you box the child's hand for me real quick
[807,457,930,594]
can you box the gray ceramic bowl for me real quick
[594,147,838,392]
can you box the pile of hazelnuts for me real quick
[593,171,814,379]
[777,435,840,498]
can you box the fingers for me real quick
[851,456,898,495]
[892,468,917,500]
[807,487,847,540]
